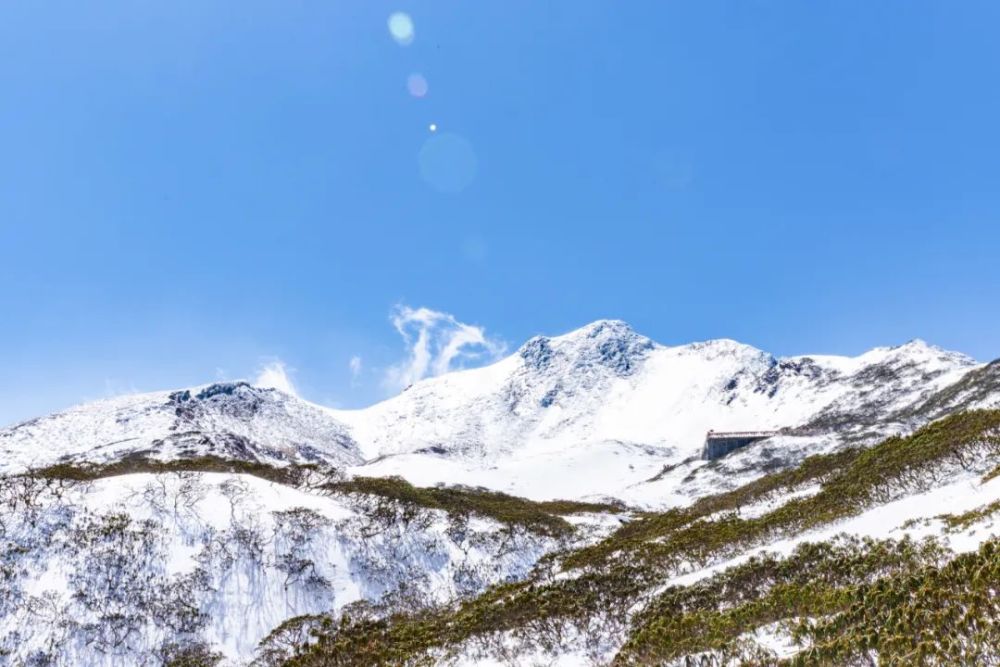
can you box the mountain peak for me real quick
[678,338,772,364]
[879,338,936,354]
[518,320,656,376]
[548,319,654,348]
[872,338,978,366]
[562,318,634,337]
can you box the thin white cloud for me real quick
[103,378,140,398]
[383,305,506,392]
[254,360,298,397]
[349,355,363,383]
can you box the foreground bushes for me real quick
[788,538,1000,665]
[29,455,621,539]
[276,410,1000,666]
[18,410,1000,665]
[327,476,621,538]
[33,453,314,486]
[616,535,951,664]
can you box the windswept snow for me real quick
[0,320,998,665]
[0,382,362,475]
[1,321,993,506]
[338,321,986,503]
[0,471,571,665]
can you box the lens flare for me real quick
[407,73,429,98]
[419,132,478,194]
[387,12,414,46]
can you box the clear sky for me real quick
[2,1,999,425]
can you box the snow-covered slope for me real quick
[0,382,362,475]
[337,320,988,504]
[258,410,1000,666]
[0,469,588,665]
[2,321,993,505]
[339,320,978,457]
[1,320,999,665]
[450,461,1000,667]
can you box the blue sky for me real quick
[2,1,999,425]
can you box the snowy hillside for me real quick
[1,321,999,665]
[339,320,978,456]
[285,410,1000,666]
[0,465,611,665]
[340,320,990,504]
[0,382,362,475]
[2,321,995,507]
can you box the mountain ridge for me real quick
[2,320,994,507]
[2,321,1000,665]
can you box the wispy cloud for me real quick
[103,378,140,398]
[254,360,298,397]
[382,305,506,392]
[349,355,363,384]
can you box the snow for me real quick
[744,620,801,660]
[1,321,991,509]
[666,469,1000,591]
[356,439,676,505]
[0,471,567,664]
[336,322,985,504]
[0,321,997,665]
[0,382,362,475]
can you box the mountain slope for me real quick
[283,410,1000,666]
[339,321,987,504]
[338,321,977,454]
[2,322,992,506]
[1,321,999,666]
[0,382,362,475]
[0,463,609,665]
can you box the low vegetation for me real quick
[32,453,314,486]
[784,538,1000,665]
[11,410,1000,664]
[617,535,951,664]
[938,497,1000,532]
[327,476,622,538]
[25,454,623,540]
[276,410,1000,665]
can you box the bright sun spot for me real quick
[429,123,437,132]
[387,12,415,46]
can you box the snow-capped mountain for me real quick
[0,381,361,475]
[340,320,979,458]
[2,320,994,506]
[2,320,999,666]
[339,320,989,504]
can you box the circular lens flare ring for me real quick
[407,73,429,98]
[419,132,478,194]
[387,12,415,46]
